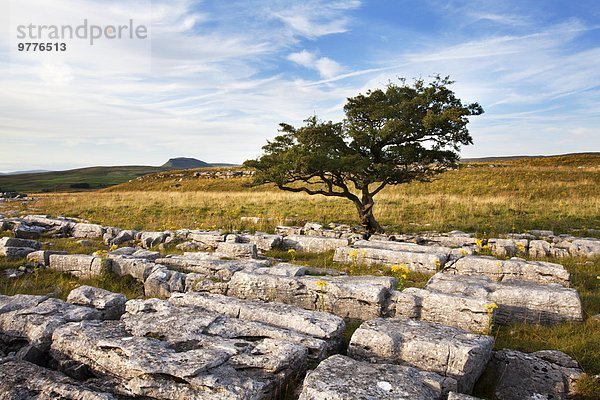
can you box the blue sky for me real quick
[0,0,598,171]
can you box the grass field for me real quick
[6,154,598,237]
[1,153,599,397]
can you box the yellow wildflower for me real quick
[316,280,327,290]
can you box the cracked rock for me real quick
[348,318,494,393]
[298,354,457,400]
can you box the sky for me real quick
[0,0,598,172]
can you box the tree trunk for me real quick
[355,198,384,234]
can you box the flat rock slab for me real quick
[216,242,258,259]
[0,360,116,399]
[447,256,570,286]
[0,236,42,250]
[0,295,102,351]
[239,233,283,252]
[426,273,583,325]
[476,349,583,400]
[125,297,333,362]
[170,292,345,343]
[0,246,37,260]
[227,271,395,320]
[67,285,127,320]
[26,250,68,267]
[568,238,600,257]
[108,255,157,281]
[49,254,105,279]
[298,354,456,400]
[354,239,473,257]
[283,235,350,253]
[71,223,105,239]
[334,246,446,273]
[156,254,269,280]
[51,319,306,399]
[388,287,495,333]
[348,318,494,393]
[186,231,225,249]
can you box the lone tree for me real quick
[244,76,483,233]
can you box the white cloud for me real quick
[287,50,344,79]
[0,0,598,171]
[272,0,361,39]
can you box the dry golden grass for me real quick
[5,155,594,236]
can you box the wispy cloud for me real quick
[0,0,598,171]
[287,49,345,78]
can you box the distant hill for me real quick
[161,157,212,169]
[0,158,237,193]
[0,169,52,175]
[461,152,600,164]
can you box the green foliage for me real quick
[245,76,483,232]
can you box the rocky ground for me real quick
[1,214,599,399]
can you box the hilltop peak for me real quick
[162,157,211,169]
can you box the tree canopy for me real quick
[244,76,484,233]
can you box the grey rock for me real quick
[255,262,306,277]
[0,360,116,399]
[447,256,570,286]
[353,238,474,258]
[26,250,68,267]
[130,249,160,260]
[529,239,552,258]
[156,254,269,280]
[143,266,186,298]
[388,287,496,333]
[110,229,137,245]
[424,235,478,247]
[240,233,283,251]
[298,354,456,400]
[169,292,345,341]
[216,242,258,259]
[0,246,36,260]
[51,319,307,399]
[13,223,45,239]
[125,297,334,361]
[569,238,600,257]
[354,239,458,257]
[22,214,77,226]
[108,246,137,256]
[0,236,42,250]
[426,273,584,324]
[71,223,105,239]
[67,286,127,320]
[348,318,494,393]
[175,240,206,251]
[0,296,101,352]
[108,255,156,281]
[49,254,105,279]
[334,246,446,273]
[303,222,324,231]
[228,271,395,319]
[477,349,583,400]
[283,235,350,253]
[488,238,529,257]
[528,229,555,238]
[185,274,230,295]
[447,392,482,400]
[139,231,168,248]
[186,230,224,249]
[275,226,303,236]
